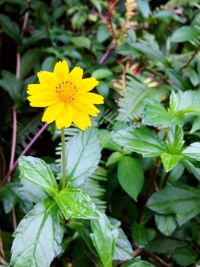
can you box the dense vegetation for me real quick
[0,0,200,266]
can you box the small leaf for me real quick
[171,26,200,43]
[66,127,101,187]
[106,152,123,166]
[10,198,64,267]
[155,214,176,236]
[20,49,42,78]
[92,69,112,79]
[97,25,110,42]
[147,184,200,225]
[121,258,155,267]
[173,246,198,266]
[190,116,200,133]
[55,188,97,219]
[90,212,117,267]
[161,153,183,172]
[183,160,200,181]
[0,15,20,43]
[117,156,144,201]
[18,156,58,196]
[131,223,155,248]
[113,127,166,157]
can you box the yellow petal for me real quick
[53,60,69,81]
[42,101,64,123]
[28,95,58,107]
[79,92,104,104]
[27,84,56,95]
[37,71,58,86]
[69,67,83,82]
[75,97,100,116]
[55,104,73,129]
[72,107,92,130]
[78,78,99,92]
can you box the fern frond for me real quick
[117,75,168,122]
[99,108,117,130]
[16,115,42,153]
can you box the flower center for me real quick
[56,80,78,103]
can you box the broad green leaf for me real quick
[106,152,123,166]
[190,116,200,133]
[155,214,177,236]
[97,81,109,98]
[10,198,64,267]
[97,25,110,42]
[92,69,112,79]
[117,156,144,201]
[121,257,155,267]
[0,70,23,105]
[161,153,183,172]
[143,101,183,127]
[169,90,200,115]
[171,26,200,43]
[173,246,198,266]
[183,142,200,160]
[66,127,101,187]
[20,49,42,78]
[183,160,200,181]
[71,36,91,49]
[117,76,168,122]
[0,15,20,43]
[113,127,166,157]
[55,188,97,219]
[147,184,200,225]
[146,237,183,254]
[113,228,134,261]
[90,212,117,267]
[18,156,58,196]
[131,223,155,248]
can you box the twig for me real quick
[181,47,200,70]
[1,123,48,186]
[12,209,17,230]
[99,43,115,64]
[8,107,17,182]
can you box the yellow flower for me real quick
[27,60,104,130]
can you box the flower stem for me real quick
[61,128,67,189]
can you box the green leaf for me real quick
[183,142,200,160]
[117,76,168,122]
[121,258,155,267]
[90,212,117,267]
[92,69,112,79]
[190,116,200,133]
[143,101,183,127]
[113,228,134,261]
[0,70,23,105]
[10,198,64,267]
[66,127,101,187]
[18,156,58,196]
[171,26,200,43]
[20,49,42,78]
[169,90,200,115]
[97,25,110,43]
[161,153,183,172]
[0,15,20,43]
[71,36,91,49]
[173,246,198,266]
[113,127,166,157]
[183,160,200,181]
[147,184,200,225]
[98,129,121,151]
[131,223,155,248]
[155,214,177,236]
[106,152,123,166]
[55,188,97,219]
[117,156,144,201]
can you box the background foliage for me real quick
[0,0,200,266]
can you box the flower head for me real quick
[27,60,104,130]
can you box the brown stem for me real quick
[99,43,115,64]
[181,47,200,70]
[12,208,17,230]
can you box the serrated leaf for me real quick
[117,156,144,201]
[18,156,58,196]
[66,127,101,187]
[10,198,64,267]
[113,127,166,157]
[142,101,183,127]
[0,15,20,43]
[55,188,97,219]
[155,214,177,236]
[90,212,117,267]
[171,26,200,43]
[147,184,200,225]
[117,76,168,122]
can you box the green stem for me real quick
[61,128,67,189]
